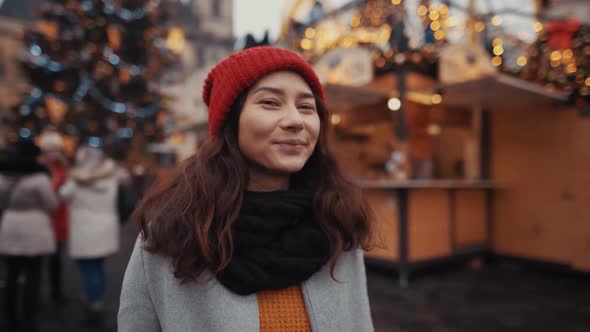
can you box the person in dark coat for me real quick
[0,139,58,332]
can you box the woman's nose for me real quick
[280,105,304,131]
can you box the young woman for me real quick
[119,46,375,331]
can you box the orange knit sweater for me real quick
[257,285,311,332]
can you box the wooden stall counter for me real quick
[356,179,495,286]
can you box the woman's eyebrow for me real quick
[297,92,315,99]
[252,87,315,100]
[252,86,284,96]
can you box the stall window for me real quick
[197,46,205,67]
[212,0,221,18]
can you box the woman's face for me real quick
[238,71,320,175]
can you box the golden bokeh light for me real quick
[300,38,313,50]
[492,56,502,66]
[417,5,428,16]
[491,16,502,26]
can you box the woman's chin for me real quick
[267,160,307,175]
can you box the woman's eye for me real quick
[299,104,316,111]
[261,100,279,107]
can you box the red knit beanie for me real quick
[202,46,325,138]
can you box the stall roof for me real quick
[325,72,570,112]
[439,74,570,110]
[325,72,437,112]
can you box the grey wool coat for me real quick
[118,237,374,332]
[0,174,59,256]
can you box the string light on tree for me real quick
[517,56,528,67]
[7,0,179,155]
[492,56,502,66]
[567,64,577,74]
[493,45,504,56]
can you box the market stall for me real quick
[280,0,590,281]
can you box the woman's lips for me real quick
[272,139,308,153]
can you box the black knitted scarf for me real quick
[216,190,330,295]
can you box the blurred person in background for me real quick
[0,140,59,332]
[39,130,70,305]
[119,47,375,331]
[59,145,120,325]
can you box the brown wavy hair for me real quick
[134,90,374,282]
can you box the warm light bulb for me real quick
[475,21,485,32]
[550,50,562,61]
[387,98,401,111]
[300,39,313,50]
[517,56,527,67]
[429,11,440,21]
[305,28,316,39]
[166,27,185,54]
[431,94,442,104]
[434,30,445,40]
[493,46,504,56]
[566,64,577,74]
[417,5,428,16]
[427,124,442,136]
[491,16,502,26]
[491,56,502,66]
[331,114,341,125]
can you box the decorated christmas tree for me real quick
[4,0,179,157]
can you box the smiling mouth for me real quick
[272,140,308,153]
[272,139,308,146]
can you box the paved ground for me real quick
[368,264,590,332]
[0,223,137,332]
[1,223,589,331]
